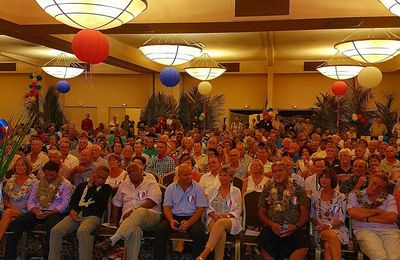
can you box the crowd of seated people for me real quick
[0,113,399,260]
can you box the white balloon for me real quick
[357,66,382,88]
[198,81,212,95]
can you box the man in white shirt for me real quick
[96,162,162,260]
[60,139,79,170]
[304,158,326,197]
[199,155,221,195]
[192,142,208,173]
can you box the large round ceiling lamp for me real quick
[42,53,84,79]
[379,0,400,17]
[316,52,364,80]
[185,53,226,81]
[139,35,202,66]
[334,30,400,63]
[34,0,147,30]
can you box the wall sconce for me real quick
[244,104,249,108]
[292,105,299,109]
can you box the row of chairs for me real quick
[3,181,365,259]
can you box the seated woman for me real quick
[367,154,382,176]
[196,166,242,260]
[242,159,269,193]
[106,154,127,188]
[296,146,314,179]
[311,168,349,260]
[0,156,37,240]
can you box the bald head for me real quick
[177,163,192,186]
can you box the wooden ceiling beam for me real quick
[0,18,155,73]
[22,16,400,34]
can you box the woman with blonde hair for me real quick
[0,156,37,240]
[196,166,242,260]
[243,159,269,193]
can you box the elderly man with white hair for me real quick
[334,148,353,182]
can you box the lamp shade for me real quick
[335,39,400,63]
[317,65,364,80]
[379,0,400,17]
[139,44,202,66]
[42,53,84,79]
[34,0,147,30]
[185,53,226,81]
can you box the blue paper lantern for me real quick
[36,75,43,81]
[56,80,71,94]
[0,119,9,142]
[160,68,180,87]
[383,136,389,142]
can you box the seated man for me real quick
[49,165,112,260]
[5,161,73,260]
[153,163,208,259]
[96,162,162,260]
[258,161,309,260]
[347,173,400,260]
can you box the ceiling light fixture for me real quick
[334,30,400,63]
[34,0,147,30]
[379,0,400,17]
[185,53,226,81]
[317,52,364,80]
[42,53,84,79]
[139,35,202,66]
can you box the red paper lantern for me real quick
[331,81,348,96]
[72,30,109,64]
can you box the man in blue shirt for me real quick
[153,163,208,259]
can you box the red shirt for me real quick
[81,118,93,131]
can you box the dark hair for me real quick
[42,161,60,173]
[368,154,382,163]
[112,141,124,151]
[207,148,219,157]
[132,156,146,165]
[299,146,311,156]
[318,168,338,189]
[179,154,196,167]
[96,165,110,174]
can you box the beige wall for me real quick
[1,71,400,127]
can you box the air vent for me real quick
[235,0,290,17]
[304,61,324,72]
[0,62,17,71]
[220,63,240,72]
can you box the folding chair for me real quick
[233,177,243,191]
[162,171,176,186]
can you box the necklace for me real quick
[355,190,387,209]
[5,174,36,201]
[38,177,63,209]
[267,180,295,213]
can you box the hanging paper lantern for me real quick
[72,30,109,64]
[159,68,181,87]
[357,66,382,89]
[36,85,42,90]
[351,113,358,121]
[0,119,8,143]
[56,80,71,94]
[36,75,43,81]
[331,81,348,96]
[198,81,212,95]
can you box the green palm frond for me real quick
[313,92,338,131]
[374,93,397,132]
[41,86,67,129]
[206,94,225,129]
[141,92,178,125]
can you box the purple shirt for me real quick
[347,189,398,230]
[27,178,73,214]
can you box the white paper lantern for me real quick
[198,81,212,95]
[357,66,382,88]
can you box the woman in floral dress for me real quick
[311,168,349,260]
[0,156,37,240]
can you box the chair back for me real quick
[162,171,176,186]
[158,184,167,205]
[243,191,261,228]
[233,177,243,191]
[150,172,160,183]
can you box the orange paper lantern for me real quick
[72,29,109,64]
[331,81,348,96]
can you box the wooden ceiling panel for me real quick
[235,0,290,17]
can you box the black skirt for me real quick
[257,226,310,260]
